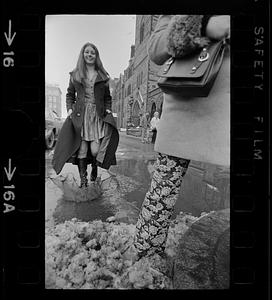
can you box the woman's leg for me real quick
[77,140,89,187]
[77,140,88,159]
[134,153,190,257]
[89,140,100,182]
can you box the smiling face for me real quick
[83,45,96,66]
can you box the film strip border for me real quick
[1,4,270,298]
[1,11,45,294]
[231,3,269,296]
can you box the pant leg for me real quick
[151,129,157,143]
[134,153,190,257]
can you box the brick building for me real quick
[45,84,62,118]
[112,73,125,129]
[124,45,137,127]
[132,15,163,120]
[113,15,164,130]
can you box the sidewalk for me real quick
[116,129,157,161]
[118,129,143,140]
[118,128,153,141]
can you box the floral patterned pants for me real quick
[134,153,190,257]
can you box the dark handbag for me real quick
[157,39,226,97]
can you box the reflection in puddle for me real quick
[45,157,230,228]
[46,168,146,227]
[46,175,114,227]
[49,173,102,202]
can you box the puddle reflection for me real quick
[46,157,230,227]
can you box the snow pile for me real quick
[46,212,199,289]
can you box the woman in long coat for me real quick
[52,42,119,187]
[133,15,230,258]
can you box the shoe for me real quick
[90,160,97,182]
[77,158,88,188]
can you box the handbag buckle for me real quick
[198,48,210,62]
[166,57,174,65]
[163,57,174,74]
[191,48,210,73]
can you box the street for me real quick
[45,131,157,227]
[45,131,230,291]
[46,130,230,228]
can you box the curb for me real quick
[118,131,141,140]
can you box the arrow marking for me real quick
[4,20,16,46]
[4,159,16,181]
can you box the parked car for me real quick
[45,110,64,149]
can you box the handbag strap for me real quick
[162,57,174,74]
[160,38,226,77]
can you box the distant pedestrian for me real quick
[150,111,160,144]
[141,112,150,143]
[133,15,230,258]
[52,42,119,188]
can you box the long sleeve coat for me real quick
[52,70,119,174]
[149,15,230,167]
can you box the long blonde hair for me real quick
[72,42,109,82]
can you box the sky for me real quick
[45,15,136,117]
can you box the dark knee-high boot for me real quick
[77,158,88,188]
[90,159,98,182]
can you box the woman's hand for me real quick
[106,109,112,114]
[205,15,230,40]
[67,109,73,118]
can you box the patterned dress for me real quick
[81,74,105,142]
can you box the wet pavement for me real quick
[45,132,157,227]
[46,131,230,228]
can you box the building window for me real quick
[127,84,131,96]
[137,71,143,87]
[140,22,144,43]
[137,71,143,88]
[128,67,133,79]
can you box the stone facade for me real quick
[112,15,164,129]
[132,15,163,121]
[124,46,136,127]
[111,75,125,129]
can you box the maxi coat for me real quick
[52,70,119,175]
[149,15,230,167]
